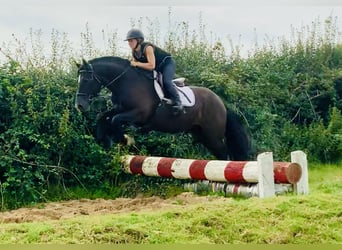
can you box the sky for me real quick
[0,0,342,59]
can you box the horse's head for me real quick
[75,57,131,112]
[75,59,102,112]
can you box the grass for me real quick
[0,164,341,244]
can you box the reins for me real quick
[88,63,130,89]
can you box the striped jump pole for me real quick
[122,152,302,184]
[184,181,299,198]
[183,151,309,197]
[121,151,308,198]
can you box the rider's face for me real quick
[128,39,138,50]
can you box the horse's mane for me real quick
[89,56,130,66]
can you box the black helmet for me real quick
[125,28,144,42]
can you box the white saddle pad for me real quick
[154,82,195,107]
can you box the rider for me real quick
[125,28,184,115]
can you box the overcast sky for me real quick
[0,0,341,59]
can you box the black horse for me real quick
[75,56,250,160]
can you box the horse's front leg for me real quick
[110,109,146,143]
[95,114,114,149]
[95,107,123,148]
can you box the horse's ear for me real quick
[70,58,82,69]
[82,58,88,65]
[70,58,81,68]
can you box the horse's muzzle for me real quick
[75,103,85,112]
[75,93,90,112]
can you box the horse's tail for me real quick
[225,108,251,160]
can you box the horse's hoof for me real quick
[124,134,135,146]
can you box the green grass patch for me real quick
[0,164,341,244]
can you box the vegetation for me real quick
[0,14,342,209]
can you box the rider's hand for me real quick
[130,60,138,67]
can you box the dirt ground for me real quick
[0,193,226,224]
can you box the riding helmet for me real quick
[125,28,144,42]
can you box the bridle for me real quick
[76,63,130,101]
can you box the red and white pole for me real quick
[122,155,302,184]
[121,151,308,198]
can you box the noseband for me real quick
[77,63,130,100]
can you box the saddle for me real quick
[153,71,195,107]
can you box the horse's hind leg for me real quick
[192,129,228,160]
[205,138,229,160]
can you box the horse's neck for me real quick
[115,69,158,104]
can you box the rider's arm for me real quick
[131,45,155,71]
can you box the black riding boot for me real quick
[161,58,184,115]
[168,87,184,115]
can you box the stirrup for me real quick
[172,104,184,115]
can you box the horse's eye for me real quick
[80,73,93,81]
